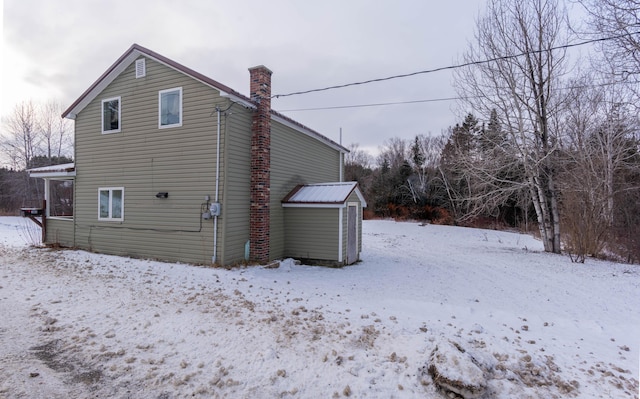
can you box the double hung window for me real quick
[159,87,182,128]
[101,97,121,133]
[98,187,124,221]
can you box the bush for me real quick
[561,190,609,263]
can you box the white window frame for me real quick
[98,187,124,221]
[101,96,121,134]
[158,87,183,129]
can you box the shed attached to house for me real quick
[282,182,366,266]
[27,44,363,267]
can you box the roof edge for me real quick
[271,111,348,153]
[62,43,252,119]
[61,44,349,155]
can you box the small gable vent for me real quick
[135,58,146,78]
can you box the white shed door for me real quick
[347,205,358,264]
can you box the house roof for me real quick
[27,163,76,178]
[282,182,367,208]
[62,43,348,153]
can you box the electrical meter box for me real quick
[209,202,221,216]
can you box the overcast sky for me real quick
[2,0,488,155]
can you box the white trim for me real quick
[98,187,125,221]
[347,202,359,262]
[338,207,344,263]
[352,188,367,208]
[64,50,141,120]
[29,170,76,178]
[158,87,183,129]
[28,163,76,179]
[135,58,146,78]
[219,91,256,109]
[101,96,121,134]
[44,179,50,217]
[64,48,256,120]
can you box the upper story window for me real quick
[98,187,124,221]
[159,87,182,128]
[102,96,121,133]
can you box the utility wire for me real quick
[279,75,640,113]
[271,31,640,99]
[278,82,638,112]
[279,96,472,112]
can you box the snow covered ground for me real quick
[0,216,638,398]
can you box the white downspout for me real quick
[212,107,222,263]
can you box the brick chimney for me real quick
[249,65,272,263]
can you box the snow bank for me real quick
[0,218,638,398]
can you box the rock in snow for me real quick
[426,340,487,398]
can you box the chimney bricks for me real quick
[249,66,272,263]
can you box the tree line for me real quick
[347,0,640,263]
[2,0,638,263]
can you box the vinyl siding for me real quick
[219,106,254,265]
[270,121,341,260]
[45,218,74,247]
[284,208,340,262]
[73,56,234,264]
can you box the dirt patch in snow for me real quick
[1,235,638,399]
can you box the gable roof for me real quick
[62,44,348,153]
[62,44,250,119]
[282,182,367,208]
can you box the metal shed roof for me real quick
[282,182,367,208]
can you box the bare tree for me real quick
[1,101,40,169]
[439,114,529,226]
[560,75,640,260]
[576,0,640,82]
[39,101,73,160]
[0,100,74,212]
[1,100,74,169]
[344,143,373,170]
[454,0,569,253]
[377,137,408,171]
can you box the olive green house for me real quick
[29,44,366,266]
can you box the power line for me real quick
[271,32,640,99]
[278,79,639,113]
[279,96,471,112]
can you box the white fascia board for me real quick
[65,50,143,120]
[219,91,256,109]
[354,187,368,208]
[65,49,254,120]
[29,171,76,179]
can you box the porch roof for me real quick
[27,163,76,178]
